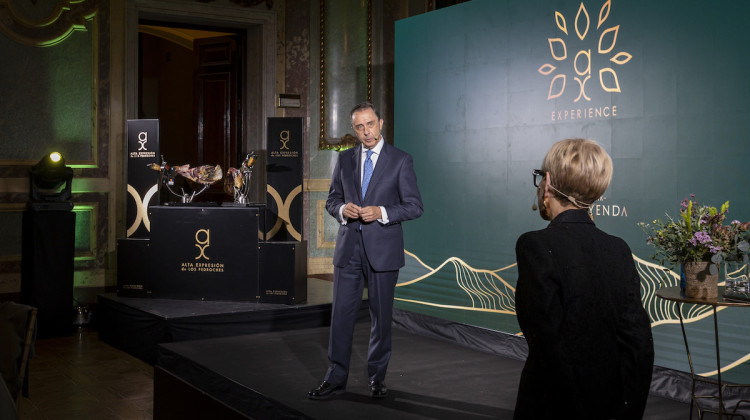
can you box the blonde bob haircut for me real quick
[541,138,613,208]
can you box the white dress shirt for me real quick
[338,138,389,224]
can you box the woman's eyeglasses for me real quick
[532,169,545,188]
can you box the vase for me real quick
[724,261,748,291]
[683,261,718,299]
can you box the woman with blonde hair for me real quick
[514,138,654,419]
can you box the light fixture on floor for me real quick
[29,152,73,203]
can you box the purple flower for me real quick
[690,231,712,246]
[710,245,722,254]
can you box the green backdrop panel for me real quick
[394,0,750,379]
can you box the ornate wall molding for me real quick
[0,0,101,172]
[0,0,97,47]
[318,0,372,150]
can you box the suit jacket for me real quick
[514,209,654,420]
[326,142,423,272]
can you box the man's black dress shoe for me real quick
[307,381,344,400]
[369,380,388,398]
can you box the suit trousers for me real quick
[324,229,398,386]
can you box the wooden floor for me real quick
[17,327,153,420]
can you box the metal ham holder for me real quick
[151,156,223,203]
[224,152,257,205]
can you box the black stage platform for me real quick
[97,278,745,419]
[97,278,368,364]
[153,321,695,420]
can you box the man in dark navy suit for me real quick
[307,102,423,400]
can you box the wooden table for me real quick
[656,286,750,418]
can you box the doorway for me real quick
[127,2,275,205]
[138,23,243,202]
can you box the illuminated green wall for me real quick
[0,30,93,163]
[394,0,750,382]
[0,0,101,302]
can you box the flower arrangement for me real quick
[638,195,750,270]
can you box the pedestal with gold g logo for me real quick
[148,205,260,301]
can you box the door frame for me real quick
[125,0,275,201]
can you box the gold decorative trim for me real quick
[305,178,330,192]
[316,199,336,249]
[0,0,97,47]
[318,0,372,150]
[308,257,333,275]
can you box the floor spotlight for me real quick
[29,152,73,203]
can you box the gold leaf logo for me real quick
[538,0,631,101]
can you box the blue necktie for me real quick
[362,150,374,199]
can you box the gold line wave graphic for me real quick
[396,250,517,314]
[398,251,748,374]
[400,251,725,328]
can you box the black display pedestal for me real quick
[116,238,152,297]
[21,202,75,338]
[148,206,260,301]
[259,241,307,304]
